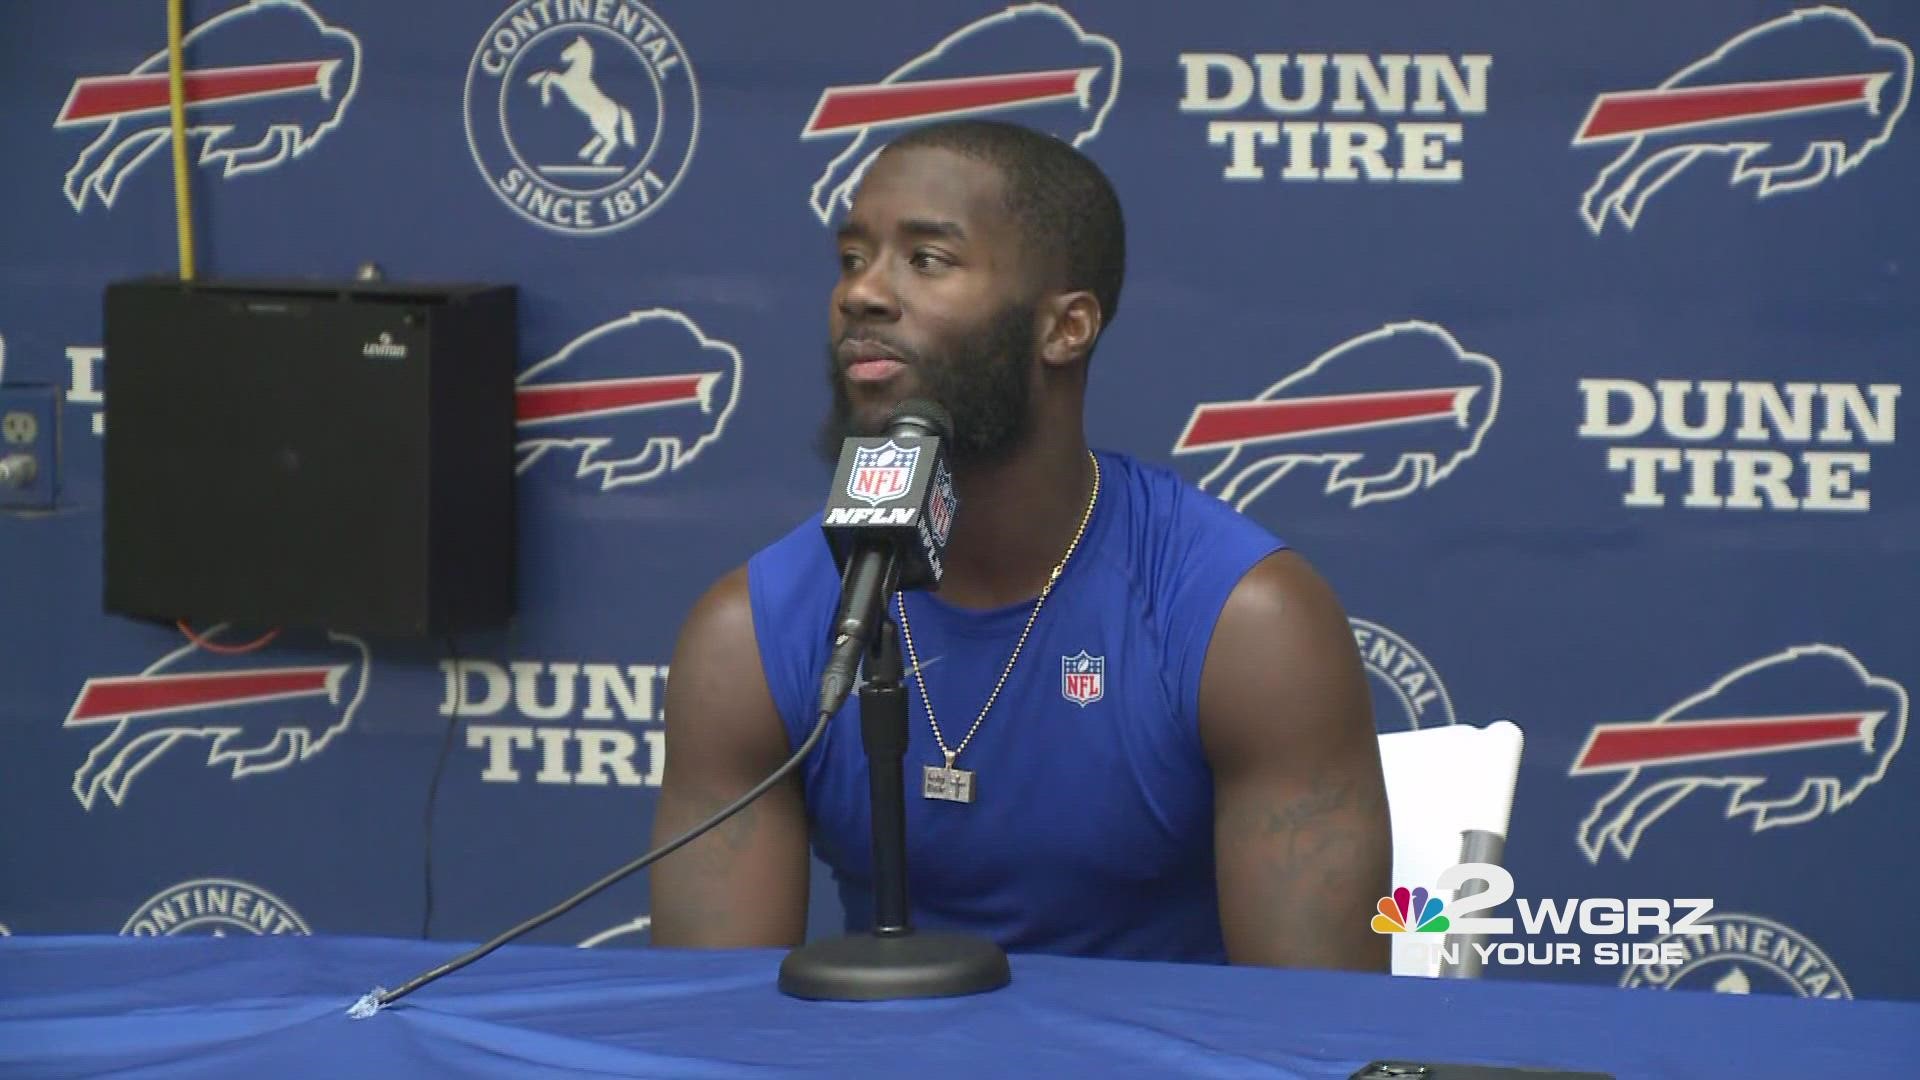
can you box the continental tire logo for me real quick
[465,0,699,235]
[1620,912,1851,999]
[121,878,312,936]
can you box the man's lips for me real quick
[838,339,907,383]
[846,358,906,382]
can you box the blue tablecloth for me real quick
[2,934,1915,1078]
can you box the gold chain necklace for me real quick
[901,451,1100,804]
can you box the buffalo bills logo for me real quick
[1576,6,1913,234]
[514,309,742,491]
[64,624,369,810]
[1175,321,1501,510]
[1572,644,1907,862]
[847,441,919,506]
[801,3,1120,225]
[1061,651,1104,707]
[579,914,652,948]
[55,0,360,212]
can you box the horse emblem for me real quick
[463,0,700,236]
[527,36,637,169]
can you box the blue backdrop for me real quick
[1,0,1913,1004]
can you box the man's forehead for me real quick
[845,146,1009,237]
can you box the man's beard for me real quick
[816,299,1038,473]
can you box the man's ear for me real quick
[1039,290,1102,370]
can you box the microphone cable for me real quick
[349,704,835,1018]
[420,633,462,940]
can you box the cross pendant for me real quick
[922,756,975,804]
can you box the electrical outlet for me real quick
[0,385,59,511]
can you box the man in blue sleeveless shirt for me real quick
[651,119,1390,970]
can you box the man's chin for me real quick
[844,376,939,430]
[852,399,904,437]
[814,396,904,464]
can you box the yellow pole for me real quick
[167,0,195,281]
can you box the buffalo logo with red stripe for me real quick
[65,625,369,810]
[514,309,742,491]
[1174,321,1501,511]
[1573,644,1907,863]
[1576,6,1912,234]
[55,0,360,213]
[800,2,1120,225]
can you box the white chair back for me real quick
[1376,720,1525,977]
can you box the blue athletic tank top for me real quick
[747,449,1284,963]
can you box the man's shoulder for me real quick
[744,511,838,616]
[1096,449,1287,592]
[749,510,830,566]
[1103,447,1279,525]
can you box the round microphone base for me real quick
[777,930,1011,1001]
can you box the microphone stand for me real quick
[777,603,1011,1001]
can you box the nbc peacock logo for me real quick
[1372,886,1451,934]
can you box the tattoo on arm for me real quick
[654,784,763,933]
[681,790,761,868]
[1222,770,1386,968]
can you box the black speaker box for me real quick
[102,277,518,639]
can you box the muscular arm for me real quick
[649,566,811,948]
[1201,551,1392,971]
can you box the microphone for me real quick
[814,399,959,718]
[779,397,1009,1001]
[344,398,987,1018]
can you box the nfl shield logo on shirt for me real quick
[847,441,919,506]
[1061,651,1105,707]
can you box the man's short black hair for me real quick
[880,118,1126,342]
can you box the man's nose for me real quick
[839,260,899,322]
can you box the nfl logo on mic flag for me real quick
[847,441,919,506]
